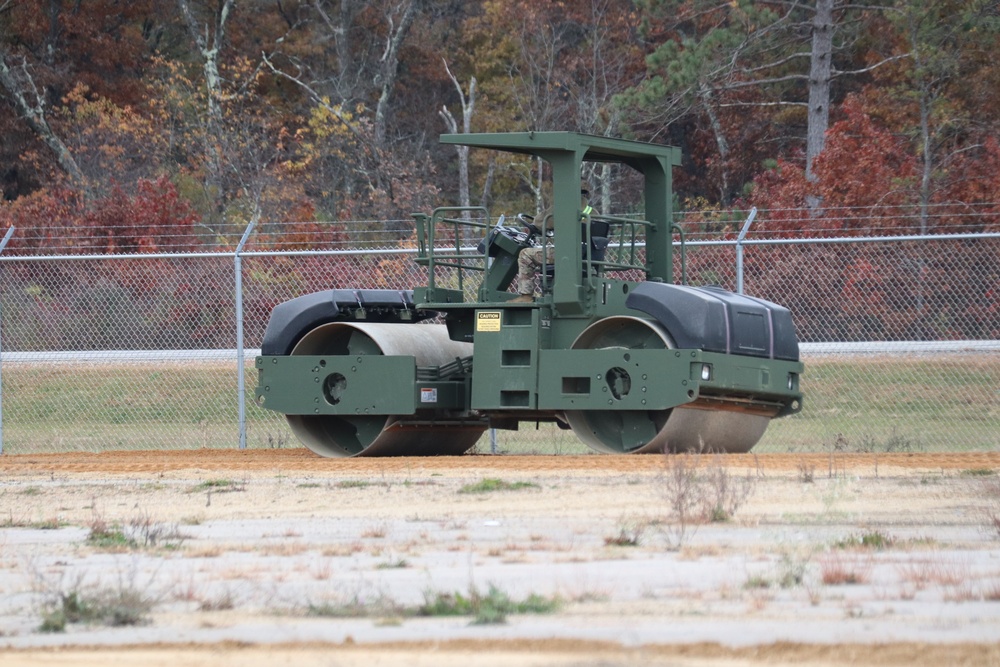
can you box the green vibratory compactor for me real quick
[255,132,803,457]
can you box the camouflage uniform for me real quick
[516,189,593,297]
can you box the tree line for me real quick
[0,1,998,245]
[0,1,997,345]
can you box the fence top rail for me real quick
[800,340,1000,355]
[3,341,997,364]
[1,349,261,364]
[0,232,996,262]
[712,231,1000,247]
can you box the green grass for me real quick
[39,588,153,632]
[961,468,996,477]
[86,525,135,550]
[458,478,540,494]
[833,530,896,551]
[2,354,997,454]
[758,355,999,452]
[418,585,559,625]
[335,480,373,489]
[307,584,558,625]
[189,479,243,492]
[1,515,68,529]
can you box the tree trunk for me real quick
[177,0,234,226]
[0,53,88,192]
[699,84,731,205]
[806,0,835,184]
[373,0,420,152]
[918,81,932,235]
[439,61,476,213]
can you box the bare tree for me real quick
[177,0,235,194]
[438,59,476,212]
[373,0,421,151]
[0,52,87,192]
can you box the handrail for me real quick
[589,214,653,276]
[415,206,489,293]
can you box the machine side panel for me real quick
[470,308,541,409]
[256,355,417,415]
[537,348,696,411]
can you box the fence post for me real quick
[235,220,256,450]
[735,207,757,294]
[0,226,17,455]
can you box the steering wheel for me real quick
[516,213,544,238]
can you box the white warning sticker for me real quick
[420,388,438,403]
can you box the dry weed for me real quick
[361,523,388,539]
[819,552,872,585]
[198,589,236,611]
[978,477,1000,539]
[658,452,757,550]
[897,559,969,590]
[257,541,309,557]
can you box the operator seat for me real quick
[543,218,611,281]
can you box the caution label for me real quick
[476,311,502,332]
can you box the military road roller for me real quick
[255,132,803,457]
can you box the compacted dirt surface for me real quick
[1,449,999,667]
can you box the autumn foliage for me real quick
[1,1,998,347]
[0,176,199,254]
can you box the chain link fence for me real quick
[0,216,997,455]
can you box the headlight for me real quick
[787,373,797,390]
[701,364,713,381]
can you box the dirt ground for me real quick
[1,449,999,667]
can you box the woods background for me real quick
[0,0,997,345]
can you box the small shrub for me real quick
[419,584,558,625]
[978,477,1000,539]
[830,429,918,454]
[86,509,184,551]
[776,552,809,589]
[744,575,771,590]
[659,454,706,550]
[658,453,757,549]
[702,460,756,522]
[604,518,645,547]
[126,512,186,549]
[834,530,895,551]
[819,553,871,585]
[87,510,134,550]
[198,590,236,611]
[38,583,154,632]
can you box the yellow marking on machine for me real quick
[476,311,501,332]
